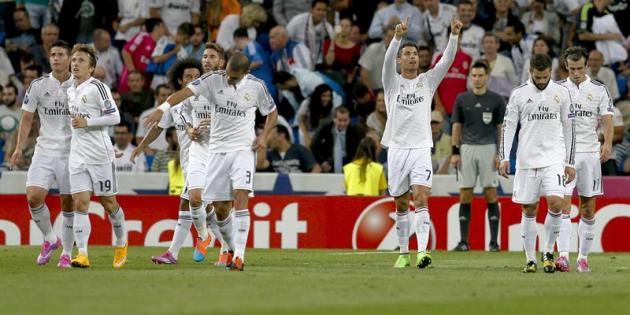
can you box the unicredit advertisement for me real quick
[1,195,629,252]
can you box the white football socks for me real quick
[521,214,537,263]
[61,211,75,256]
[543,211,562,254]
[29,203,56,243]
[108,207,127,247]
[415,208,431,253]
[578,217,595,261]
[73,211,91,256]
[168,211,192,259]
[557,214,571,259]
[233,209,251,261]
[396,210,410,254]
[190,203,209,240]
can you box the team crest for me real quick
[244,93,251,101]
[554,95,560,103]
[482,112,493,125]
[81,95,87,103]
[415,82,423,89]
[587,94,593,101]
[463,61,469,69]
[104,99,114,110]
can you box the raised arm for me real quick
[382,18,406,92]
[144,87,195,129]
[425,18,462,91]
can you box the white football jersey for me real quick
[115,143,147,172]
[460,24,485,61]
[381,35,458,149]
[500,79,576,169]
[21,74,73,157]
[148,0,200,35]
[68,77,119,164]
[187,71,276,153]
[115,0,149,40]
[180,95,212,164]
[158,103,191,172]
[559,76,614,153]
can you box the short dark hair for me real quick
[233,27,249,39]
[457,0,473,7]
[227,53,250,73]
[205,42,226,60]
[311,0,329,8]
[334,105,350,117]
[397,42,418,57]
[154,84,171,96]
[168,58,203,90]
[51,40,72,56]
[115,121,132,133]
[483,32,500,43]
[20,52,35,64]
[128,70,143,79]
[418,45,431,54]
[274,124,291,142]
[563,46,589,65]
[272,71,294,85]
[25,64,42,77]
[471,61,489,73]
[177,22,194,36]
[530,53,552,71]
[352,83,369,99]
[3,83,18,94]
[145,18,163,33]
[506,20,525,35]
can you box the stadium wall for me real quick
[1,194,629,252]
[1,171,630,197]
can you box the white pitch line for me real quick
[327,251,397,256]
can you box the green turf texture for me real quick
[1,247,629,315]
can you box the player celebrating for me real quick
[67,44,128,268]
[10,40,75,267]
[384,17,462,269]
[556,47,614,272]
[499,53,576,273]
[145,53,278,271]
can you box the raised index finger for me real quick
[404,17,410,26]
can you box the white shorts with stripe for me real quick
[69,162,118,196]
[26,153,71,194]
[564,152,603,197]
[387,148,433,197]
[512,163,565,204]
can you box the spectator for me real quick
[486,0,520,38]
[167,150,184,195]
[368,0,424,42]
[433,30,472,118]
[206,0,241,42]
[588,50,621,101]
[32,24,59,73]
[107,87,136,138]
[328,0,351,27]
[17,64,41,103]
[184,24,205,60]
[216,3,267,51]
[4,8,39,70]
[0,84,21,151]
[612,131,630,174]
[476,32,518,101]
[136,84,173,155]
[15,0,51,29]
[121,70,154,120]
[149,0,200,36]
[351,83,375,128]
[500,19,531,80]
[344,137,387,196]
[57,0,118,43]
[152,126,179,172]
[120,17,166,93]
[114,0,149,48]
[287,0,334,69]
[458,0,485,61]
[359,25,394,90]
[273,0,311,26]
[430,110,451,175]
[520,0,560,47]
[114,121,147,172]
[93,28,123,88]
[323,17,362,84]
[576,0,620,53]
[297,84,335,147]
[269,25,313,72]
[615,80,630,131]
[149,22,193,88]
[417,45,432,74]
[233,27,276,100]
[311,106,365,173]
[366,89,386,138]
[256,124,321,173]
[421,0,457,53]
[0,47,16,87]
[274,69,344,119]
[521,35,559,83]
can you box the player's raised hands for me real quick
[450,17,463,36]
[394,17,409,40]
[498,160,509,179]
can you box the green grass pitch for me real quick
[1,247,629,315]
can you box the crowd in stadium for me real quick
[1,0,630,195]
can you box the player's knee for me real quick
[73,198,90,211]
[233,190,249,209]
[188,190,202,207]
[60,195,74,211]
[412,191,429,209]
[483,188,497,203]
[395,194,410,212]
[213,201,231,220]
[460,189,473,204]
[26,189,46,208]
[579,198,595,219]
[100,196,119,213]
[522,204,538,216]
[547,198,563,213]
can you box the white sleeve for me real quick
[21,79,39,112]
[382,37,401,92]
[187,72,214,98]
[180,99,193,126]
[87,82,120,127]
[256,82,277,116]
[425,34,458,92]
[499,93,519,162]
[136,111,149,137]
[216,17,234,50]
[151,37,168,58]
[506,59,518,87]
[598,85,614,117]
[158,108,173,129]
[560,89,576,167]
[286,15,300,40]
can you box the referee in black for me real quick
[450,61,506,252]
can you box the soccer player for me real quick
[499,53,576,273]
[145,53,278,271]
[383,17,462,269]
[450,61,506,252]
[66,44,128,268]
[555,47,614,272]
[10,40,75,267]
